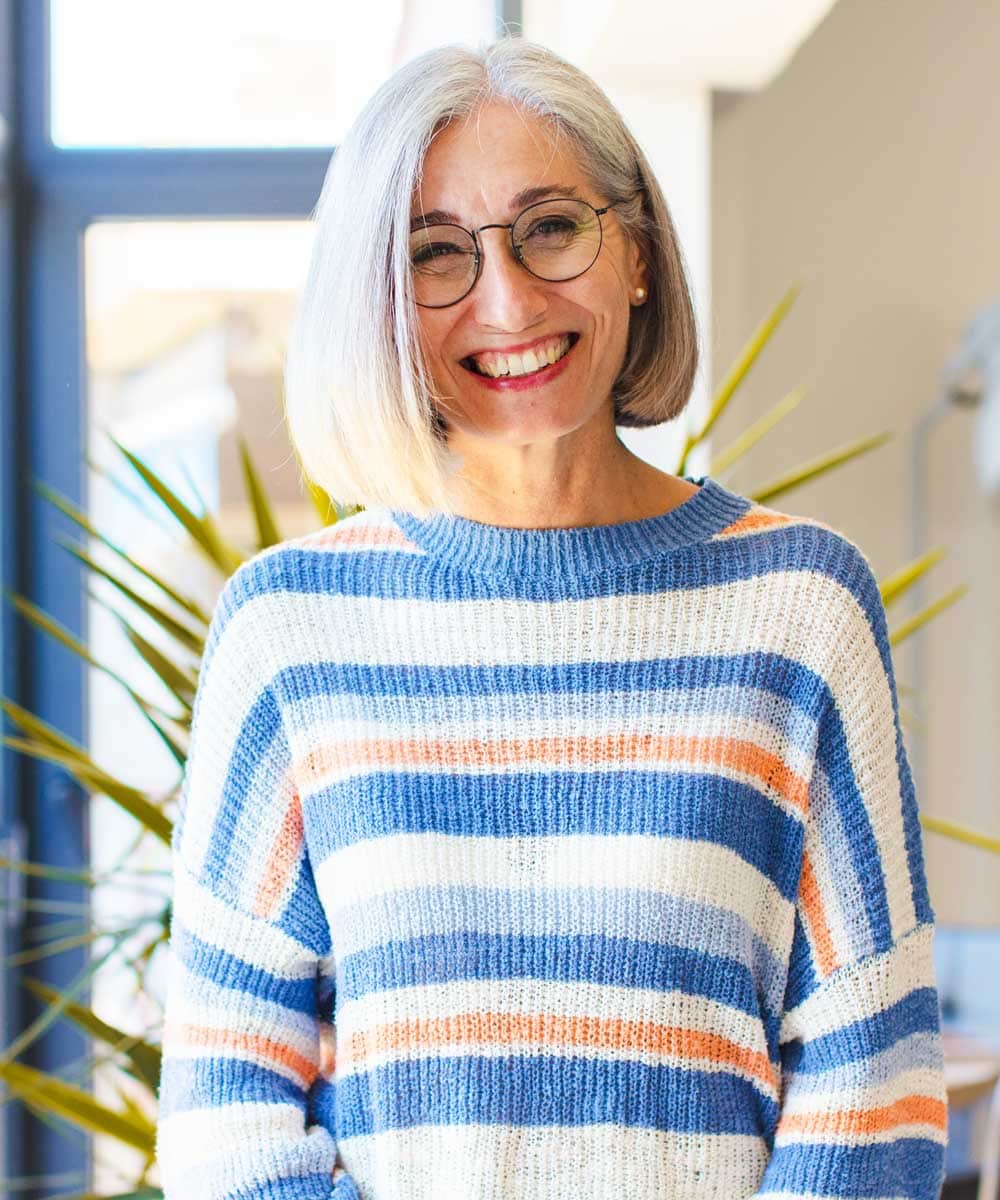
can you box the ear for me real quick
[627,238,650,301]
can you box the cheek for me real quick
[574,267,630,325]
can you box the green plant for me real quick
[0,284,983,1198]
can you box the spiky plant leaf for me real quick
[0,1060,156,1154]
[32,477,211,627]
[678,284,801,472]
[237,435,283,549]
[20,977,161,1093]
[106,433,244,575]
[746,431,893,503]
[709,386,806,478]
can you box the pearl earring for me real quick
[634,287,647,302]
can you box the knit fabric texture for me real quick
[155,474,948,1200]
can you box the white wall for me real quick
[711,0,1000,924]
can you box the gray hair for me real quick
[283,37,699,518]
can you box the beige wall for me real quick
[710,0,1000,924]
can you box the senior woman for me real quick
[155,36,948,1200]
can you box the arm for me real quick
[754,543,948,1199]
[155,559,359,1200]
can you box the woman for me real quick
[156,37,948,1200]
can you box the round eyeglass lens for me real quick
[409,224,478,308]
[512,198,603,282]
[409,198,606,307]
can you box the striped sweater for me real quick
[155,473,948,1200]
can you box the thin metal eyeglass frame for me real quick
[410,196,617,309]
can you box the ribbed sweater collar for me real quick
[388,475,750,578]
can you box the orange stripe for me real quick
[252,770,303,920]
[174,1022,318,1087]
[296,525,416,552]
[778,1093,948,1136]
[717,510,795,538]
[339,1011,777,1091]
[300,733,809,815]
[798,850,839,976]
[715,510,842,542]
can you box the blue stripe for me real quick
[758,1136,944,1197]
[338,931,764,1016]
[307,769,804,900]
[194,686,283,891]
[838,546,935,929]
[784,908,819,1010]
[270,517,866,606]
[782,986,942,1074]
[229,1174,338,1200]
[173,924,318,1013]
[276,650,828,724]
[332,1053,779,1138]
[786,1030,943,1096]
[335,883,786,1012]
[271,855,333,957]
[157,1055,310,1117]
[813,699,893,956]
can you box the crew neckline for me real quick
[387,475,751,578]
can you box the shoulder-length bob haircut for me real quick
[284,37,699,519]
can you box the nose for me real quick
[468,226,547,330]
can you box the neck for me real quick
[440,446,693,531]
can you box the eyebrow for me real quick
[409,183,583,231]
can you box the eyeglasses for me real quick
[409,196,618,309]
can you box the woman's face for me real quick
[411,102,648,450]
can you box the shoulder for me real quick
[202,540,289,657]
[203,505,422,669]
[209,506,404,620]
[251,505,422,597]
[707,486,891,681]
[714,486,884,615]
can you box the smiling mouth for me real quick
[460,332,580,379]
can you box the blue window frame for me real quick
[0,2,519,1192]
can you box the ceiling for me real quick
[525,0,840,90]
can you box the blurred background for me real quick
[0,1,997,1197]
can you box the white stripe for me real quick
[779,1066,947,1117]
[774,1119,946,1148]
[780,923,937,1043]
[335,1123,771,1200]
[823,583,917,942]
[172,859,316,977]
[315,831,793,963]
[156,1099,336,1195]
[235,566,848,674]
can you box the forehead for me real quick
[411,102,592,224]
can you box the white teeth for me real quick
[470,335,572,378]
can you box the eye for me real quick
[524,215,578,241]
[411,240,466,266]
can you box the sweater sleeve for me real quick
[155,561,360,1200]
[753,543,948,1199]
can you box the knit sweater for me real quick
[155,474,948,1200]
